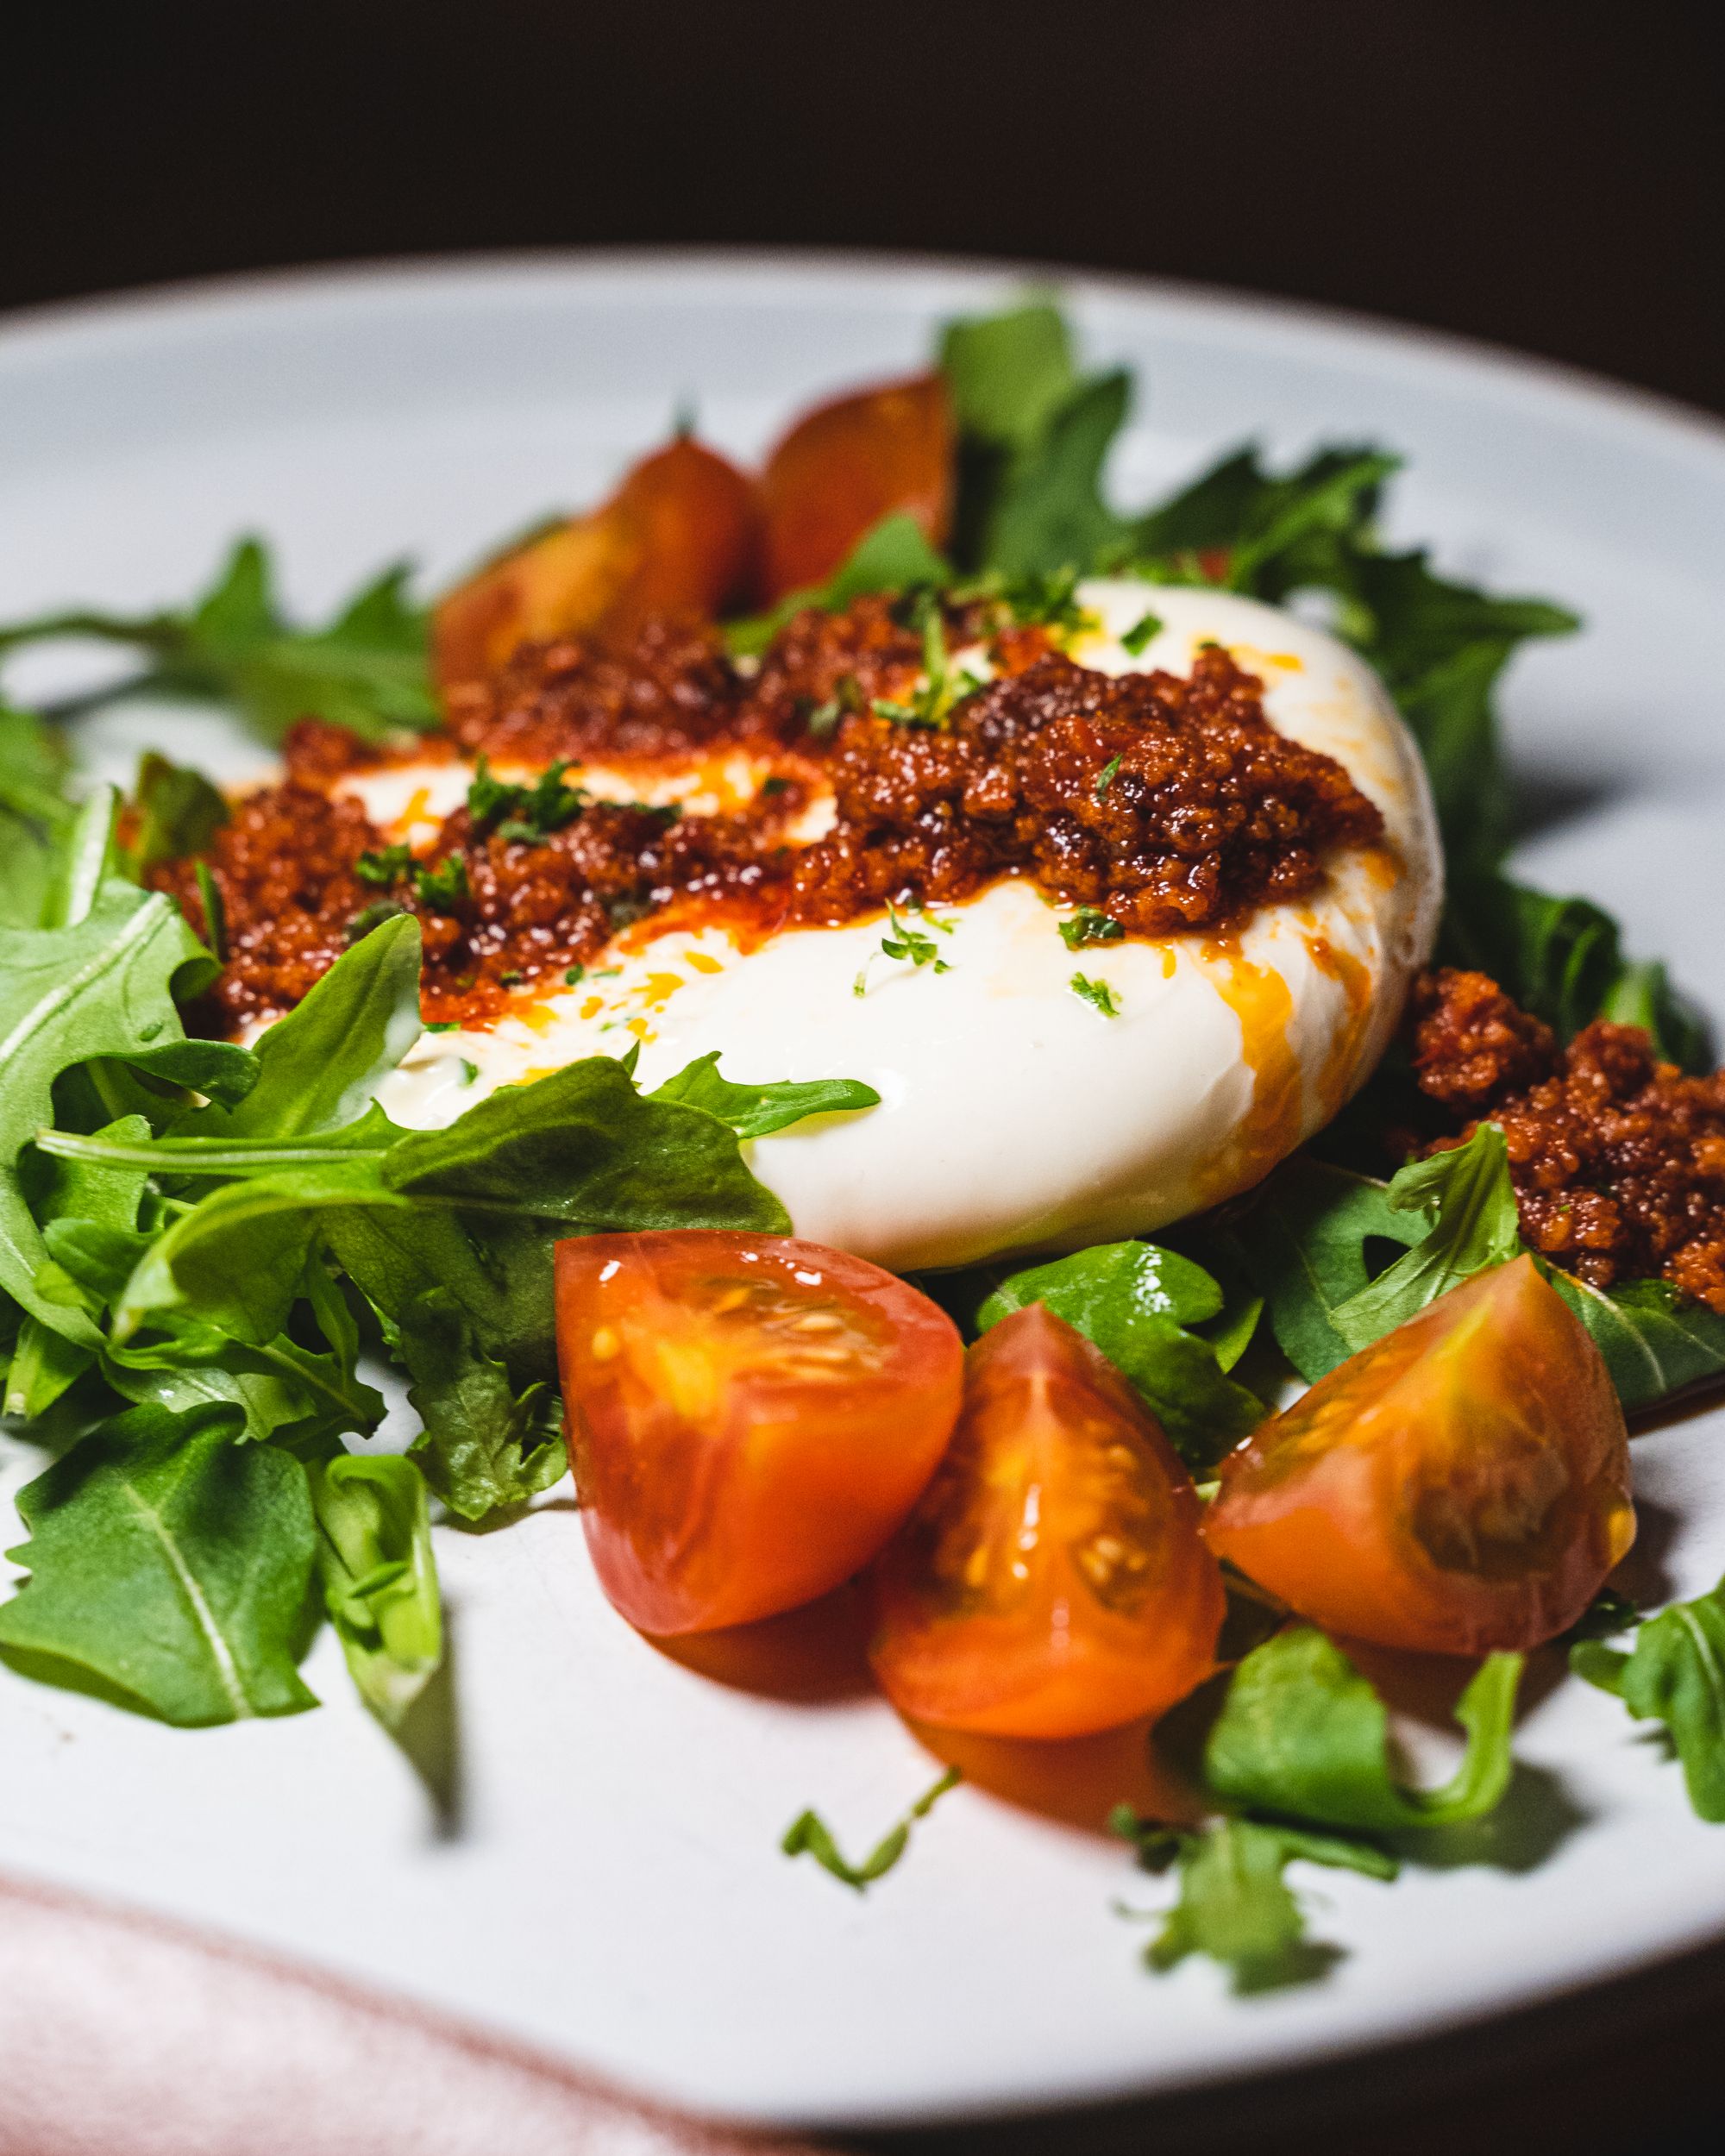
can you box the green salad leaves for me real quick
[1117,1625,1522,1990]
[0,738,875,1731]
[1574,1579,1725,1821]
[975,1239,1262,1468]
[4,299,1723,2024]
[1229,1121,1725,1413]
[0,540,435,744]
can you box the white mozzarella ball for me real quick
[366,582,1441,1271]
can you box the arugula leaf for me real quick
[1236,1131,1516,1383]
[1546,1272,1725,1415]
[1200,1625,1523,1832]
[208,912,423,1141]
[0,705,75,928]
[977,1241,1261,1469]
[724,515,952,657]
[122,751,229,874]
[1223,1156,1416,1382]
[782,1766,961,1891]
[1327,1125,1521,1354]
[0,1403,319,1726]
[1118,1812,1395,1993]
[979,371,1132,581]
[1442,872,1711,1069]
[398,1288,568,1520]
[3,1112,151,1419]
[939,301,1079,452]
[649,1050,881,1138]
[938,301,1132,578]
[0,541,435,745]
[0,799,219,1341]
[1573,1576,1725,1821]
[307,1451,442,1729]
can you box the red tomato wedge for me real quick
[433,436,760,686]
[757,372,954,602]
[867,1306,1226,1740]
[1206,1254,1635,1655]
[555,1232,963,1635]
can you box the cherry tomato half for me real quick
[1206,1254,1635,1655]
[757,372,954,602]
[433,436,760,686]
[867,1305,1226,1739]
[555,1232,963,1635]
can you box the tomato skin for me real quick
[757,373,954,602]
[867,1306,1226,1740]
[555,1232,963,1635]
[433,436,760,686]
[1206,1255,1634,1656]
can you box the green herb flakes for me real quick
[1059,906,1124,951]
[1070,972,1120,1017]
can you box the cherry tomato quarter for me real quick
[555,1232,963,1635]
[757,373,954,602]
[1206,1254,1634,1655]
[867,1304,1226,1740]
[433,436,760,686]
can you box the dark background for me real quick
[4,0,1722,418]
[4,4,1723,2152]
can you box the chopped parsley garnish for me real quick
[806,674,862,739]
[458,1059,479,1086]
[467,755,588,841]
[782,1767,961,1890]
[1094,753,1124,800]
[563,965,586,987]
[499,969,523,987]
[354,843,414,887]
[1120,609,1164,655]
[853,904,954,996]
[870,595,972,730]
[760,775,791,798]
[424,1020,461,1033]
[1004,564,1089,636]
[1059,906,1125,951]
[413,856,469,912]
[1070,972,1121,1017]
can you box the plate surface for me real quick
[3,252,1725,2131]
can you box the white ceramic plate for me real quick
[2,253,1724,2133]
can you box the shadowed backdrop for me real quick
[3,0,1721,415]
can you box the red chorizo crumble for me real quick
[147,604,1384,1033]
[1414,967,1725,1313]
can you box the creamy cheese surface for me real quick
[359,582,1441,1271]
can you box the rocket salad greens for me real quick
[1,298,1722,1997]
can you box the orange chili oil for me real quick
[147,597,1383,1033]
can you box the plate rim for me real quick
[3,241,1725,478]
[3,241,1725,2131]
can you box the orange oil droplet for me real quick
[685,950,724,976]
[1199,950,1303,1201]
[1305,932,1376,1117]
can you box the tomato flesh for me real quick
[555,1232,963,1635]
[867,1305,1226,1739]
[1206,1254,1634,1655]
[433,436,760,686]
[757,373,954,601]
